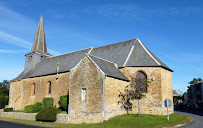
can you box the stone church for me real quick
[8,14,173,123]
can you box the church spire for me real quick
[30,14,48,54]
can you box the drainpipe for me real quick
[68,72,74,123]
[101,75,107,122]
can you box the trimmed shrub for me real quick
[0,96,9,109]
[24,102,44,113]
[33,102,44,112]
[59,95,68,111]
[35,107,57,122]
[3,108,13,112]
[43,98,54,108]
[24,105,34,113]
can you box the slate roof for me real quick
[90,39,136,67]
[125,39,172,71]
[88,54,129,81]
[13,48,91,80]
[12,38,172,81]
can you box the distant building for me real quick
[173,90,181,97]
[187,82,203,108]
[182,92,188,101]
[173,90,181,106]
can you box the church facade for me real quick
[8,14,173,123]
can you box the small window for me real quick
[33,83,36,95]
[82,88,87,101]
[48,81,52,94]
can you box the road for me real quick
[0,120,54,128]
[175,109,203,128]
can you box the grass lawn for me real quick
[0,113,191,128]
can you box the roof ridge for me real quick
[93,38,137,49]
[88,54,118,68]
[137,39,161,65]
[88,47,94,54]
[123,38,138,66]
[87,54,129,81]
[48,48,92,59]
[86,54,106,76]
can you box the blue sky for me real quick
[0,0,203,93]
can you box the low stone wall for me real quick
[0,112,37,120]
[56,114,68,123]
[0,112,69,123]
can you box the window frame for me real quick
[81,88,87,101]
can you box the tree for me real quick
[119,77,151,116]
[118,90,132,114]
[0,80,10,109]
[0,80,10,96]
[0,80,10,90]
[189,78,202,85]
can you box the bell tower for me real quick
[24,13,51,72]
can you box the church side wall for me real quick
[69,56,104,123]
[161,68,174,115]
[103,77,128,120]
[107,67,172,116]
[9,72,70,110]
[8,81,22,110]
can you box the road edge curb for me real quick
[163,118,194,128]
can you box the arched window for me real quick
[136,71,147,79]
[136,71,147,91]
[48,81,52,94]
[33,83,36,95]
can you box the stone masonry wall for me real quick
[69,56,104,123]
[161,68,174,114]
[9,72,71,110]
[8,81,22,110]
[103,67,173,121]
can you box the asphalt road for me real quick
[0,120,53,128]
[175,109,203,128]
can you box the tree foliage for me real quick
[0,80,10,90]
[119,77,151,116]
[0,80,10,109]
[59,95,68,111]
[188,78,202,85]
[43,97,54,108]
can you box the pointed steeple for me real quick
[24,13,51,72]
[30,14,49,54]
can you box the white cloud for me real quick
[0,31,32,49]
[0,31,61,55]
[0,49,28,53]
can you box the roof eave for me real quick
[119,66,173,72]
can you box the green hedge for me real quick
[0,96,9,109]
[35,107,57,122]
[24,102,44,113]
[43,98,54,108]
[60,95,68,111]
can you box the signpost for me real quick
[164,99,172,121]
